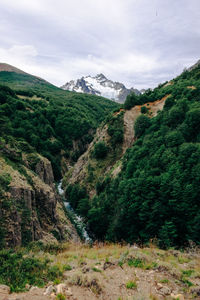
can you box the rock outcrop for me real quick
[0,148,79,247]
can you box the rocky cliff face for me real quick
[0,145,79,248]
[61,74,140,103]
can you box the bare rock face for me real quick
[35,157,54,186]
[0,152,78,247]
[0,284,10,295]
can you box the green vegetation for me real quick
[0,242,199,297]
[107,112,124,146]
[64,110,124,207]
[181,269,194,287]
[124,92,141,109]
[141,106,149,114]
[126,280,137,289]
[92,266,102,272]
[56,294,66,300]
[0,249,62,292]
[70,64,200,248]
[160,279,169,284]
[0,72,118,180]
[127,258,144,268]
[0,71,118,248]
[63,264,72,271]
[127,257,157,270]
[93,141,108,159]
[134,114,151,137]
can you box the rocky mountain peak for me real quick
[95,73,107,81]
[61,74,140,103]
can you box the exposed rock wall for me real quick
[0,152,79,248]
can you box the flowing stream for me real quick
[57,180,92,243]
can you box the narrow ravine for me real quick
[58,180,92,243]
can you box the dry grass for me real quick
[23,242,200,299]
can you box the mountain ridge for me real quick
[0,63,27,74]
[61,73,140,103]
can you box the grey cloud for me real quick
[0,0,199,89]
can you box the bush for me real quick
[134,115,151,137]
[185,109,200,139]
[124,93,140,110]
[141,106,148,114]
[0,249,63,292]
[166,130,184,147]
[126,281,137,289]
[56,294,66,300]
[0,173,11,191]
[93,141,108,159]
[168,106,185,127]
[158,221,178,249]
[164,96,175,110]
[107,114,124,146]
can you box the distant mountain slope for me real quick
[61,73,140,103]
[0,63,27,74]
[0,63,57,92]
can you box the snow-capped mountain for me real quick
[61,74,140,103]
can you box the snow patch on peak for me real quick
[61,74,140,103]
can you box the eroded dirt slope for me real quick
[64,96,168,194]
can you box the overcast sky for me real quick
[0,0,200,89]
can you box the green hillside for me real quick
[66,64,200,248]
[0,67,119,248]
[0,70,119,179]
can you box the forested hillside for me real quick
[0,70,119,179]
[0,67,118,247]
[66,64,200,248]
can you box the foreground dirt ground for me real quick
[1,243,200,300]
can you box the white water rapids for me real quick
[57,181,92,243]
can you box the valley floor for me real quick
[1,243,200,300]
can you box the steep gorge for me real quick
[63,95,168,198]
[0,144,79,247]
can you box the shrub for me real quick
[56,294,66,300]
[134,115,151,137]
[124,93,141,110]
[0,249,63,292]
[141,106,148,114]
[185,108,200,140]
[93,141,108,159]
[107,125,123,145]
[0,173,12,191]
[168,106,185,127]
[164,96,175,110]
[127,258,144,268]
[165,130,184,147]
[126,280,137,289]
[158,221,177,249]
[63,264,72,271]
